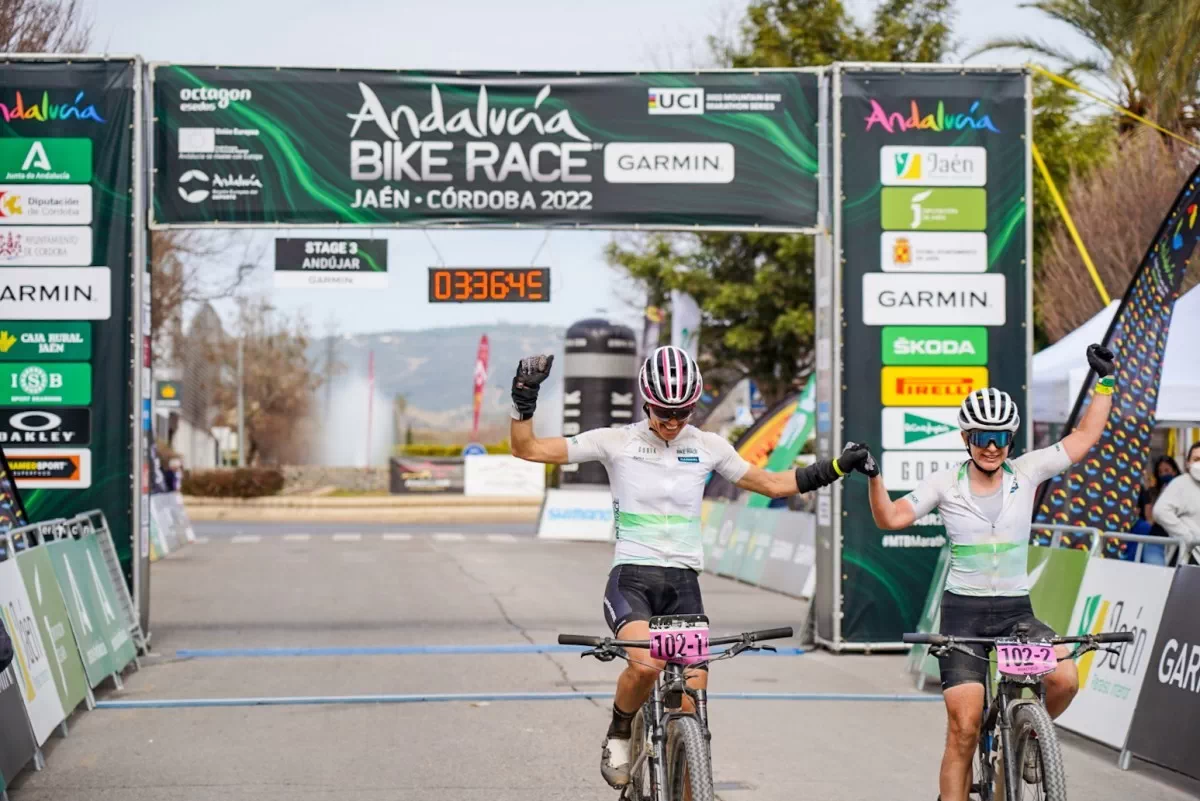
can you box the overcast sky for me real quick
[86,0,1093,335]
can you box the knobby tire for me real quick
[666,716,713,801]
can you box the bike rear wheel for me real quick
[1009,703,1067,801]
[666,716,713,801]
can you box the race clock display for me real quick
[428,267,550,303]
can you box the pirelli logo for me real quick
[881,367,989,406]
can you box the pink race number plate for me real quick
[995,641,1057,677]
[649,626,710,665]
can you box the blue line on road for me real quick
[96,691,939,710]
[176,644,808,658]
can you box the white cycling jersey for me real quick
[902,442,1072,597]
[566,420,751,571]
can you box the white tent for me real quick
[1032,285,1200,425]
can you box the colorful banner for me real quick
[471,334,489,439]
[704,390,801,501]
[0,61,140,592]
[748,379,816,508]
[1035,166,1200,534]
[0,556,66,745]
[151,67,820,230]
[831,67,1030,644]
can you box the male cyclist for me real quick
[859,343,1115,801]
[510,345,868,788]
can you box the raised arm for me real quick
[734,444,872,499]
[1062,344,1115,462]
[508,355,570,465]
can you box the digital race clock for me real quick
[427,267,550,303]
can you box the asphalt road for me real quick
[8,522,1198,801]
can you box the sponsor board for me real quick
[863,273,1006,326]
[880,231,987,272]
[0,267,112,320]
[1056,559,1175,750]
[0,185,92,225]
[274,272,389,289]
[0,322,90,361]
[0,408,91,445]
[647,88,704,115]
[881,450,963,491]
[1126,566,1200,780]
[881,407,964,450]
[537,488,614,541]
[881,187,986,231]
[0,138,92,183]
[0,226,92,266]
[274,237,388,288]
[881,366,989,407]
[880,146,987,186]
[176,169,263,204]
[463,454,546,497]
[603,143,735,184]
[155,380,181,409]
[6,448,92,488]
[0,558,67,746]
[881,326,987,365]
[0,363,91,405]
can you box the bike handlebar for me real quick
[902,631,1135,646]
[557,626,794,650]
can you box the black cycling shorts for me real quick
[602,564,705,635]
[938,591,1057,691]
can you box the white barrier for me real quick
[536,488,614,541]
[1056,558,1176,750]
[464,455,545,498]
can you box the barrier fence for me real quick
[903,526,1197,780]
[0,512,146,794]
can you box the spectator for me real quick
[1134,455,1182,565]
[1,616,12,673]
[1154,442,1200,564]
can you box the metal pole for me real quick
[365,350,374,467]
[237,337,245,467]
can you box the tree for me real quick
[608,0,956,405]
[1038,132,1200,341]
[0,0,89,52]
[973,0,1200,134]
[206,298,326,465]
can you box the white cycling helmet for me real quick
[958,388,1020,432]
[639,345,703,408]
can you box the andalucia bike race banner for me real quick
[831,67,1030,645]
[0,60,139,587]
[1036,165,1200,534]
[150,66,820,230]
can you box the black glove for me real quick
[1087,343,1115,378]
[511,354,554,421]
[838,442,879,478]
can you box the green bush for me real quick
[394,441,512,458]
[182,467,285,498]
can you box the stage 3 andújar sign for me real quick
[274,238,388,289]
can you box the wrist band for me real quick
[832,458,845,477]
[1095,376,1115,395]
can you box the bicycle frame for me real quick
[979,663,1047,800]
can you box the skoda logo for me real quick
[9,410,62,431]
[178,169,210,203]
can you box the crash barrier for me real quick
[904,526,1193,774]
[149,491,197,562]
[0,512,144,794]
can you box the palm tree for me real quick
[971,0,1200,134]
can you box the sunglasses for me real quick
[967,430,1013,449]
[648,404,696,422]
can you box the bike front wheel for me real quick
[1009,702,1067,801]
[666,716,713,801]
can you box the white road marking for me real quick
[283,534,311,542]
[332,533,362,543]
[382,533,413,541]
[193,537,211,545]
[432,533,465,542]
[230,535,261,544]
[486,534,519,543]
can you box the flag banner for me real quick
[1035,166,1200,537]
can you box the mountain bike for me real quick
[903,626,1134,801]
[559,616,793,801]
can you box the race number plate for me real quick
[649,614,710,665]
[995,640,1057,677]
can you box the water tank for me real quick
[561,318,638,485]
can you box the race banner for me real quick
[274,237,388,289]
[16,544,89,716]
[151,67,820,230]
[76,533,136,672]
[830,66,1031,645]
[388,456,465,494]
[0,60,141,595]
[0,555,66,745]
[48,538,115,686]
[748,379,816,508]
[1035,165,1200,534]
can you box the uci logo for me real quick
[648,88,704,115]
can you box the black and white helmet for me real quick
[958,388,1020,432]
[639,345,703,408]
